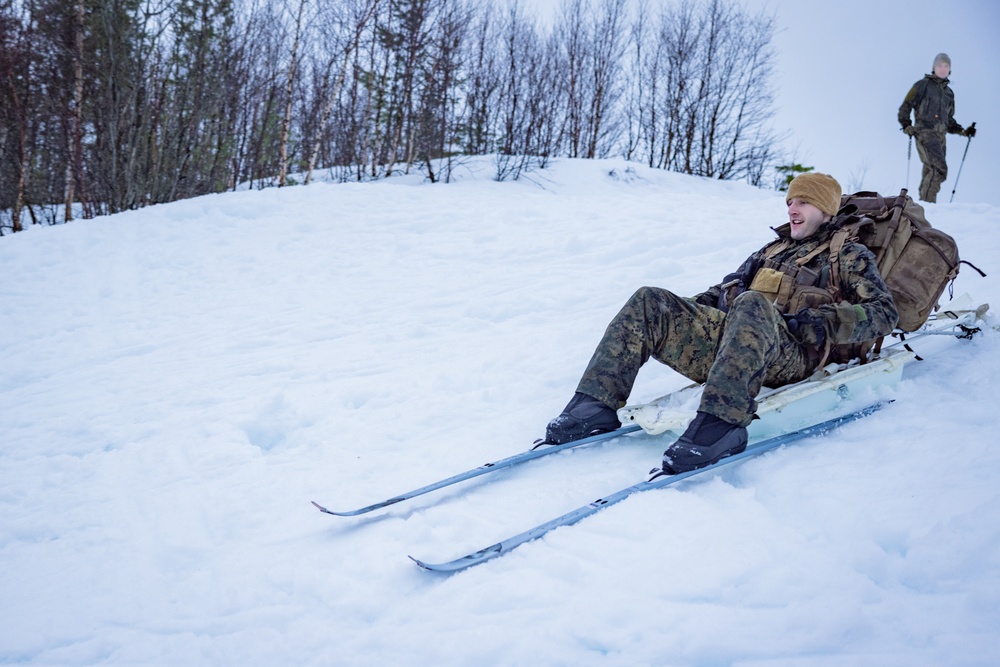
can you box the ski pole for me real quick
[906,135,912,190]
[950,121,975,203]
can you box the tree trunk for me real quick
[64,0,86,221]
[279,0,307,187]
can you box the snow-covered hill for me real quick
[2,159,998,665]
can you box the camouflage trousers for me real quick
[576,287,817,427]
[915,129,948,203]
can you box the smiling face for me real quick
[787,198,830,240]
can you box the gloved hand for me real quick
[716,271,744,312]
[963,124,977,138]
[783,308,827,347]
[903,125,918,137]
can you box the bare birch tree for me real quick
[554,0,588,158]
[279,0,309,187]
[1,0,34,232]
[584,0,626,158]
[462,4,500,157]
[0,0,787,236]
[304,0,380,184]
[63,0,86,221]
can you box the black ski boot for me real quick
[661,411,748,474]
[544,392,621,444]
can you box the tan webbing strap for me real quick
[872,336,885,356]
[795,241,830,267]
[875,201,905,264]
[826,228,851,296]
[764,238,792,259]
[856,339,875,365]
[776,273,796,309]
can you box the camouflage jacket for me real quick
[693,219,899,347]
[898,74,964,135]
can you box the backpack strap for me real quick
[795,241,830,267]
[873,197,907,264]
[960,259,987,277]
[825,227,853,300]
[763,237,792,259]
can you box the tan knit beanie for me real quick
[786,172,842,217]
[933,52,951,69]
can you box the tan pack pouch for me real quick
[787,286,835,314]
[749,267,784,298]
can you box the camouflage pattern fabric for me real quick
[898,75,962,135]
[576,288,813,427]
[575,220,898,427]
[914,129,948,203]
[898,74,965,203]
[698,219,897,349]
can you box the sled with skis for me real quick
[406,300,990,571]
[314,300,988,525]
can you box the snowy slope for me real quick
[2,159,998,666]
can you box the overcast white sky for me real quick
[749,0,998,206]
[530,0,999,205]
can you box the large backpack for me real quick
[829,188,979,332]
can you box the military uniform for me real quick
[575,218,899,428]
[898,74,967,203]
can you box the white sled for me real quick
[617,300,990,442]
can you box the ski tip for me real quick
[409,555,442,571]
[408,554,477,573]
[311,500,364,516]
[409,543,504,573]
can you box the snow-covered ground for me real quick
[2,159,998,666]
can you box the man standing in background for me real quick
[898,53,976,203]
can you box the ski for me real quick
[311,424,643,516]
[884,305,987,347]
[314,302,986,519]
[409,402,888,572]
